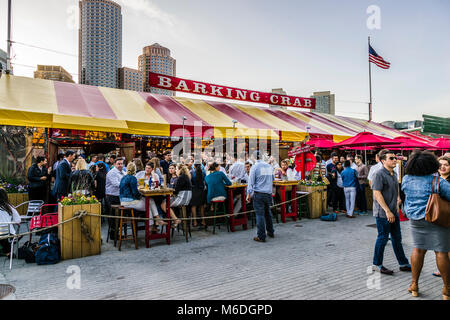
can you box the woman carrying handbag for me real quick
[401,151,450,300]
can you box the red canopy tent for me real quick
[306,138,336,149]
[335,132,401,162]
[429,138,450,155]
[429,138,450,149]
[382,136,435,151]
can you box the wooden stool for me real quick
[118,206,138,251]
[211,200,228,234]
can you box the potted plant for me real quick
[58,192,102,260]
[0,178,29,215]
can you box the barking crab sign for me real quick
[149,72,316,109]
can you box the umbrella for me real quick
[306,138,336,149]
[335,132,401,162]
[429,138,450,150]
[382,136,435,151]
[429,137,450,155]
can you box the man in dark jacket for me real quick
[160,151,172,175]
[53,150,75,201]
[27,156,50,202]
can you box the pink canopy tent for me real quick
[335,132,401,162]
[306,138,336,149]
[429,138,450,149]
[382,136,435,151]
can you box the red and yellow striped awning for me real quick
[0,75,406,141]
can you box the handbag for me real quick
[425,176,450,228]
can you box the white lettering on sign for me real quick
[158,76,172,88]
[226,88,233,99]
[250,92,260,102]
[210,85,224,96]
[175,80,190,92]
[293,98,302,107]
[281,96,291,105]
[235,90,247,100]
[193,83,208,94]
[269,95,279,104]
[303,99,312,107]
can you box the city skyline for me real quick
[0,0,449,122]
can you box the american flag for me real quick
[369,45,390,69]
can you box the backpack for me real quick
[320,213,337,222]
[18,241,39,263]
[35,233,60,265]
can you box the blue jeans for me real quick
[356,183,367,212]
[373,215,409,267]
[344,187,357,216]
[253,192,274,241]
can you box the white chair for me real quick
[0,221,19,270]
[14,200,44,232]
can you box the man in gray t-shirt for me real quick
[371,150,410,275]
[372,167,399,218]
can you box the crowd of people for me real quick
[2,146,449,299]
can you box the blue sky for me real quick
[0,0,449,122]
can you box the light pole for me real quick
[6,0,12,73]
[182,116,187,157]
[232,119,238,158]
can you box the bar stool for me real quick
[118,206,138,251]
[211,199,228,234]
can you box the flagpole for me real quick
[368,36,373,122]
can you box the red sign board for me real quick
[149,72,316,109]
[288,145,312,157]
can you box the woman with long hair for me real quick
[0,188,21,258]
[161,164,192,228]
[133,158,144,176]
[149,157,164,184]
[166,164,178,189]
[190,161,207,228]
[69,158,95,196]
[119,162,166,228]
[401,151,450,300]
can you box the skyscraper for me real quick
[138,43,176,96]
[79,0,122,88]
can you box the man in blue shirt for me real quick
[246,151,275,243]
[340,160,359,218]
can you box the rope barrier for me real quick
[0,189,322,242]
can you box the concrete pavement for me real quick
[0,212,446,300]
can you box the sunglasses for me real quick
[387,157,397,161]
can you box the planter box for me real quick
[8,193,29,215]
[298,185,327,219]
[58,203,102,260]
